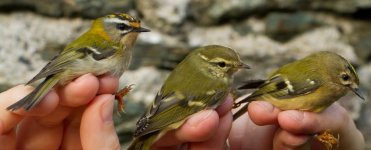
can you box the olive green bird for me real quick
[128,45,249,150]
[233,51,364,121]
[7,13,149,111]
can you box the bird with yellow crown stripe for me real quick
[7,13,149,111]
[233,51,364,149]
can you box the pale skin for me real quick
[229,101,365,150]
[0,74,364,149]
[0,74,232,150]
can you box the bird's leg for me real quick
[230,88,241,109]
[232,102,241,109]
[314,129,339,150]
[114,84,134,112]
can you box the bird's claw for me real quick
[314,129,339,150]
[232,102,241,108]
[115,84,134,113]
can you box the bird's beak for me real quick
[132,27,150,32]
[350,86,365,101]
[238,62,250,69]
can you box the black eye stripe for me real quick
[116,23,130,30]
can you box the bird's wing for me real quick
[238,79,266,89]
[248,74,322,100]
[134,89,227,137]
[27,46,117,84]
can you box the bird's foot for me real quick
[232,102,241,109]
[314,129,339,150]
[114,84,134,113]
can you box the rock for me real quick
[311,1,357,13]
[272,0,310,8]
[273,0,369,14]
[358,64,371,101]
[136,0,190,33]
[119,67,169,106]
[0,12,88,87]
[0,83,11,92]
[187,0,371,26]
[0,0,134,18]
[130,43,189,70]
[356,63,371,147]
[75,0,134,18]
[231,20,253,36]
[133,29,189,70]
[265,12,323,42]
[351,29,371,62]
[189,0,268,25]
[0,0,65,16]
[285,27,358,62]
[356,0,371,7]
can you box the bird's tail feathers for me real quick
[127,134,157,150]
[6,76,59,111]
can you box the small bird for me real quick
[232,51,364,150]
[128,45,249,150]
[233,51,364,120]
[7,13,149,111]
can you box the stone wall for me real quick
[0,0,371,148]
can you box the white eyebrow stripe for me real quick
[105,18,130,25]
[210,57,228,63]
[86,46,101,54]
[198,53,209,61]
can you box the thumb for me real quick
[80,94,120,150]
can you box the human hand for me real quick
[149,94,234,150]
[0,73,121,150]
[229,101,365,150]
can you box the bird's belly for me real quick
[59,56,128,84]
[261,86,347,112]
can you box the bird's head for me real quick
[194,45,249,78]
[319,51,364,100]
[91,13,150,43]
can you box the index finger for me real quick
[248,101,281,125]
[277,103,348,134]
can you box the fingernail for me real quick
[256,101,274,112]
[186,110,213,127]
[285,110,303,122]
[100,95,114,123]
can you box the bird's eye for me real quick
[217,62,226,68]
[116,23,129,30]
[341,74,350,81]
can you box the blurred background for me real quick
[0,0,370,149]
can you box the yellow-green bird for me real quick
[233,51,364,121]
[7,13,149,111]
[128,45,249,150]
